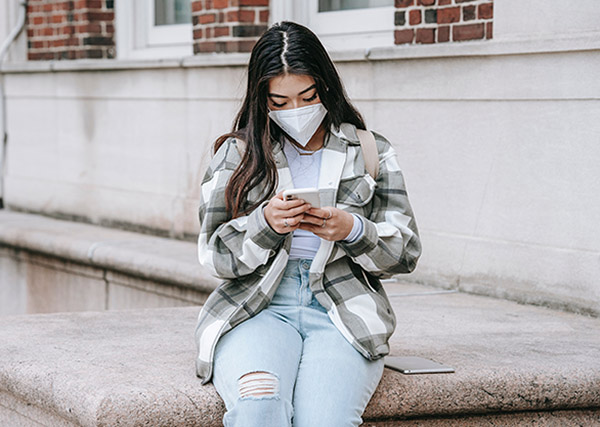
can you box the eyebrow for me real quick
[268,84,316,99]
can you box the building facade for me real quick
[1,0,599,315]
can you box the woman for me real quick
[194,21,421,427]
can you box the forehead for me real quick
[268,74,316,95]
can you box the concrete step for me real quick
[0,210,219,315]
[1,285,599,425]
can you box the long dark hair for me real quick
[215,21,366,218]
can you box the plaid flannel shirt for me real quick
[194,122,421,385]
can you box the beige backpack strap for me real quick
[356,129,379,180]
[232,137,246,157]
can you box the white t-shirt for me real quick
[282,138,363,260]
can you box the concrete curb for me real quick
[1,288,599,425]
[0,210,219,293]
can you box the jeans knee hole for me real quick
[237,370,280,399]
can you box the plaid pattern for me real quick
[194,122,422,385]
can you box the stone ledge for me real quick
[1,281,599,425]
[0,210,219,294]
[2,32,599,74]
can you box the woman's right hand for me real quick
[263,191,312,234]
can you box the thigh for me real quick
[291,315,385,427]
[212,308,303,410]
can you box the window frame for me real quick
[270,0,395,51]
[115,0,193,60]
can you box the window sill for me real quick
[2,32,598,74]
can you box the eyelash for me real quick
[272,93,318,108]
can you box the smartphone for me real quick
[384,356,455,375]
[283,188,321,208]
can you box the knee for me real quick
[237,370,280,399]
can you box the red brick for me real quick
[51,39,66,47]
[478,2,493,19]
[193,28,203,39]
[192,1,203,12]
[486,21,493,39]
[87,11,114,21]
[409,9,421,25]
[106,23,114,33]
[462,5,475,21]
[438,25,450,42]
[418,0,435,5]
[50,14,67,24]
[213,0,229,8]
[438,0,451,4]
[453,23,484,40]
[77,23,102,33]
[199,13,217,24]
[195,41,217,53]
[42,27,54,36]
[214,26,230,37]
[32,16,45,25]
[239,0,268,6]
[395,0,414,7]
[394,28,414,44]
[86,0,102,8]
[416,27,435,43]
[259,9,269,22]
[28,51,53,60]
[54,2,72,11]
[226,9,255,22]
[437,6,460,23]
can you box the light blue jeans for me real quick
[212,258,385,427]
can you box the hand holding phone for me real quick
[283,188,321,208]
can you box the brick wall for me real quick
[191,0,269,53]
[26,0,115,60]
[395,0,493,45]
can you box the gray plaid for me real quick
[194,122,422,385]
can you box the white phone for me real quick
[283,188,321,208]
[384,356,454,375]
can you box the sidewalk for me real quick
[1,280,599,425]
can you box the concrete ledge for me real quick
[2,32,599,74]
[0,210,218,294]
[1,282,599,425]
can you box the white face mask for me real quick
[268,103,328,147]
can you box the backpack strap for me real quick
[232,137,246,157]
[356,129,379,180]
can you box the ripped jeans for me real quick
[212,259,385,427]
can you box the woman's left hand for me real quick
[298,206,354,241]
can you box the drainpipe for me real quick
[0,0,28,209]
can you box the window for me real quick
[271,0,395,51]
[115,0,193,60]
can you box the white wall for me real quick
[340,50,600,315]
[494,0,600,41]
[4,64,247,237]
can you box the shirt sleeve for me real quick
[343,213,364,243]
[197,139,287,279]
